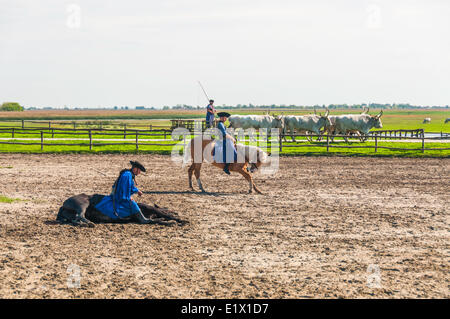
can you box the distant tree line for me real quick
[161,103,449,110]
[21,103,450,111]
[213,103,449,110]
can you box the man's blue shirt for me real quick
[95,170,140,219]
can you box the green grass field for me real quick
[0,129,170,140]
[0,108,448,157]
[0,108,448,132]
[0,138,448,158]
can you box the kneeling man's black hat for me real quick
[130,160,146,172]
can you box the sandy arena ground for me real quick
[0,154,448,298]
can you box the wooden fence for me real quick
[0,119,171,131]
[1,118,221,132]
[277,132,449,153]
[0,126,173,139]
[368,129,424,138]
[170,119,218,131]
[0,127,181,151]
[0,127,449,154]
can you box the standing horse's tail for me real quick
[256,146,269,164]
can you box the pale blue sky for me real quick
[1,0,449,108]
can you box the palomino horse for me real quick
[185,136,269,194]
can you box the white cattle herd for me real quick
[227,108,384,142]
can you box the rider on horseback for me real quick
[217,112,237,175]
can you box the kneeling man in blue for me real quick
[95,160,151,222]
[215,112,237,175]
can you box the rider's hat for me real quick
[217,112,231,118]
[130,160,146,172]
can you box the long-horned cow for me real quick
[283,109,331,142]
[333,110,383,142]
[228,114,284,141]
[320,107,369,142]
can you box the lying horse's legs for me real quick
[57,194,94,227]
[131,209,174,225]
[138,203,188,225]
[73,203,95,226]
[57,207,94,227]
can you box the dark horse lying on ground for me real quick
[56,193,187,227]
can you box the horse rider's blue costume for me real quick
[217,121,237,164]
[215,114,238,175]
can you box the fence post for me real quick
[326,134,329,152]
[279,130,282,152]
[136,130,139,151]
[375,134,378,153]
[124,124,127,139]
[89,129,93,150]
[49,121,51,129]
[12,128,14,138]
[41,131,44,151]
[422,135,425,153]
[51,128,54,138]
[73,122,76,130]
[22,120,24,129]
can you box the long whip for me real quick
[197,81,211,103]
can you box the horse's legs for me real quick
[193,164,205,192]
[72,202,94,226]
[188,163,195,190]
[138,203,187,225]
[76,208,95,227]
[131,209,173,225]
[238,167,262,194]
[58,194,94,227]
